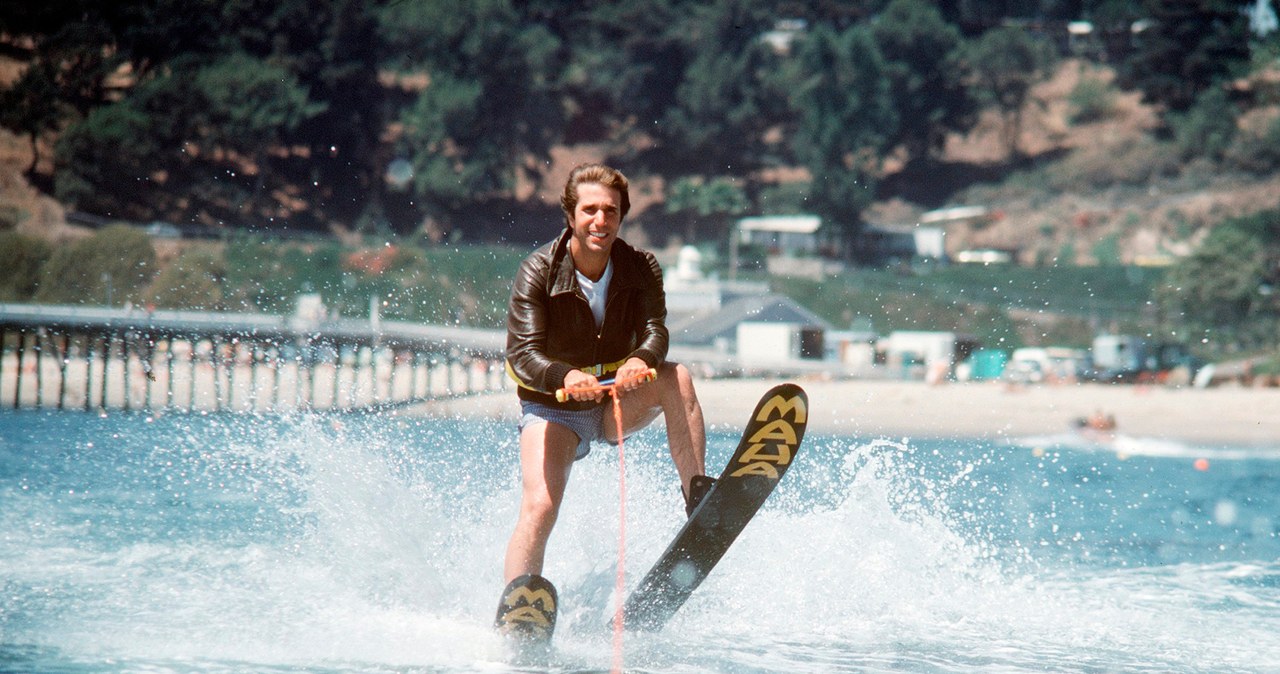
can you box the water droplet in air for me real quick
[671,560,698,589]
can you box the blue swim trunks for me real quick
[519,400,607,460]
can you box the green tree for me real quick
[249,0,387,230]
[664,175,751,243]
[0,61,66,173]
[558,0,688,142]
[656,0,789,175]
[0,3,121,117]
[100,1,224,78]
[383,0,564,218]
[17,0,387,230]
[871,0,976,161]
[0,2,131,189]
[1158,208,1280,349]
[1227,109,1280,174]
[1170,86,1237,160]
[53,51,328,219]
[963,25,1056,158]
[53,99,161,217]
[190,53,327,210]
[789,23,897,258]
[1086,0,1147,27]
[756,181,812,215]
[35,224,157,305]
[1121,0,1251,112]
[0,1,225,141]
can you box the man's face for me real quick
[569,182,622,259]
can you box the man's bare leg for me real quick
[503,422,579,582]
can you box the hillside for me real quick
[870,60,1280,267]
[4,59,1279,267]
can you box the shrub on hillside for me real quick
[1169,87,1237,161]
[1158,208,1280,351]
[1067,75,1117,124]
[0,205,28,231]
[35,225,157,305]
[0,232,53,301]
[216,237,522,326]
[1225,111,1280,174]
[220,237,345,314]
[757,181,812,215]
[1045,136,1182,191]
[144,245,226,310]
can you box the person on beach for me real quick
[501,162,713,584]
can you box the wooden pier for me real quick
[0,303,508,413]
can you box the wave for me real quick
[1010,430,1280,461]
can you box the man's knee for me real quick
[520,490,560,530]
[658,361,694,389]
[657,361,698,402]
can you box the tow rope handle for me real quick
[555,368,657,402]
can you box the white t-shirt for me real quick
[576,260,613,328]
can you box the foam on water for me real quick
[2,410,1279,673]
[1014,430,1280,461]
[628,435,1280,673]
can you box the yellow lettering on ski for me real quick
[755,393,807,424]
[730,460,780,479]
[740,441,793,466]
[502,586,556,612]
[501,606,552,627]
[748,419,798,446]
[737,427,793,480]
[731,390,805,479]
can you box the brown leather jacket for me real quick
[505,229,669,409]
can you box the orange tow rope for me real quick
[556,368,656,673]
[609,387,627,674]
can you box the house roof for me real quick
[668,293,834,346]
[919,206,989,225]
[737,215,822,234]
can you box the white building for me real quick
[879,331,980,381]
[736,321,825,368]
[736,215,822,254]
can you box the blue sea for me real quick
[2,403,1279,673]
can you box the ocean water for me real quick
[2,403,1278,673]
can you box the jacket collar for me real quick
[549,228,644,297]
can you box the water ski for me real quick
[495,573,558,651]
[620,382,808,631]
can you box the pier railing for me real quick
[0,303,508,413]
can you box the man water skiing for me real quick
[496,163,715,640]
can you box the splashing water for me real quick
[2,409,1278,673]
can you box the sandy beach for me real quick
[411,377,1280,448]
[5,346,1275,447]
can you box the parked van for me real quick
[1003,347,1090,384]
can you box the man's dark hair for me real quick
[560,163,630,227]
